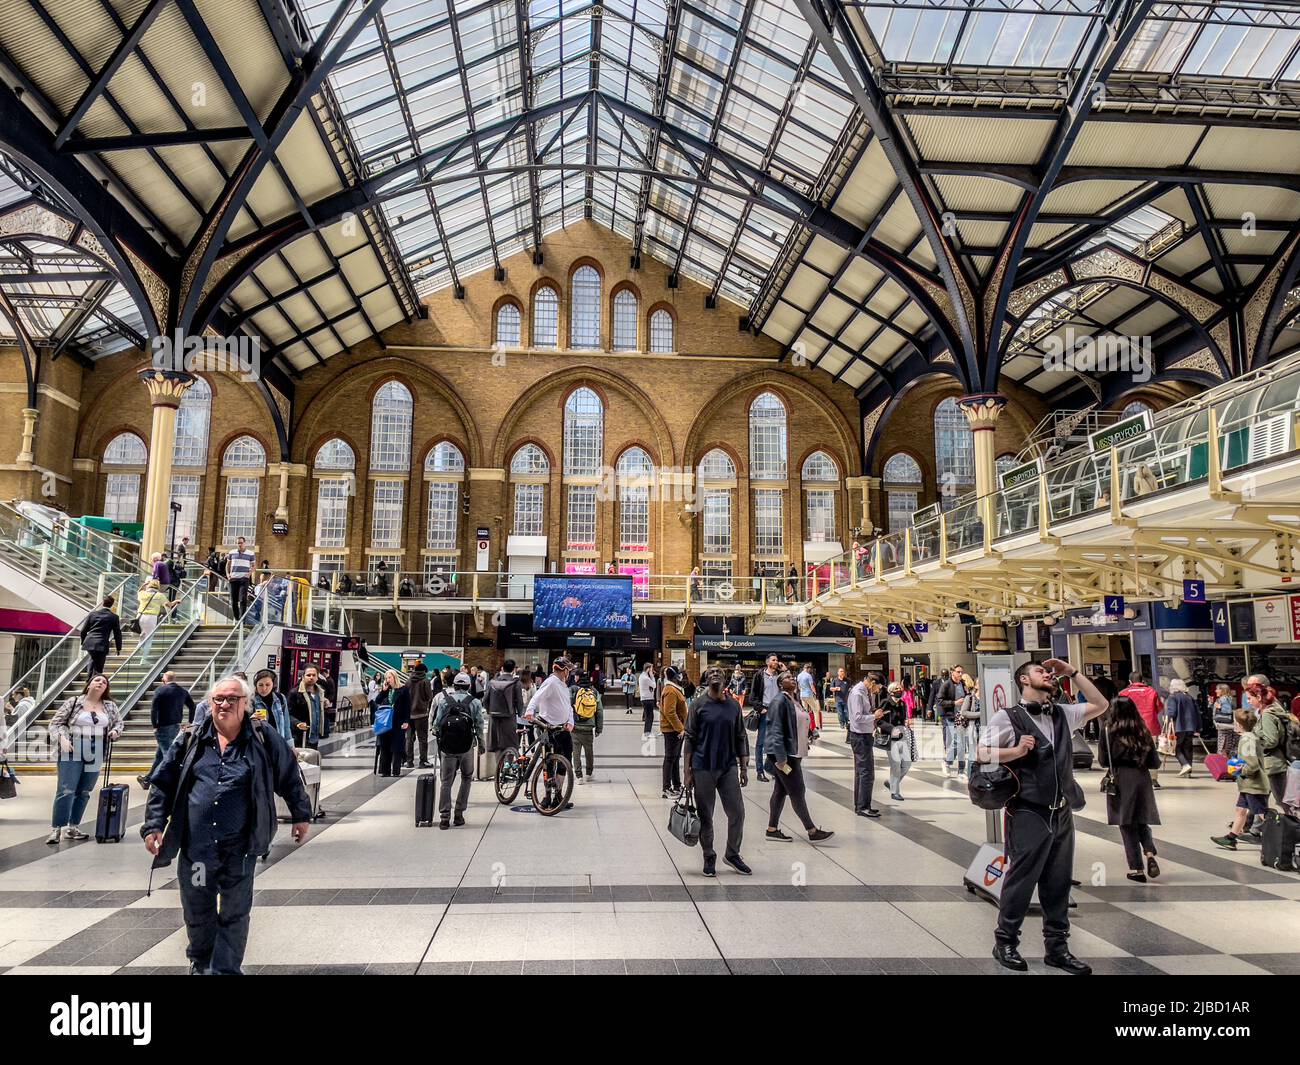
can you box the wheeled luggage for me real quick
[1070,729,1094,770]
[276,749,323,821]
[95,741,128,843]
[415,773,436,826]
[1260,809,1300,871]
[476,747,499,781]
[1205,753,1229,781]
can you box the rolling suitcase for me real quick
[276,751,323,822]
[1205,753,1229,781]
[476,746,499,782]
[415,773,436,827]
[95,742,129,843]
[1260,809,1300,871]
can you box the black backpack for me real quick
[1286,717,1300,763]
[437,692,476,755]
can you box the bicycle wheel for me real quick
[494,747,524,805]
[530,752,573,815]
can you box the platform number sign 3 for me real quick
[1104,595,1125,617]
[1183,579,1206,603]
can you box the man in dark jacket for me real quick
[486,661,525,754]
[747,653,783,783]
[137,670,195,788]
[142,674,310,975]
[936,665,968,776]
[77,596,122,678]
[405,663,433,767]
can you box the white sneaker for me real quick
[941,764,950,778]
[63,827,90,841]
[576,776,586,785]
[1178,765,1192,777]
[46,828,62,845]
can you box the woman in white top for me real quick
[47,674,122,844]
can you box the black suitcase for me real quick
[1260,809,1300,871]
[95,742,128,843]
[415,773,436,827]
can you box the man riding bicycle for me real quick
[524,655,576,811]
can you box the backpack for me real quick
[486,676,519,719]
[437,692,476,755]
[574,687,599,721]
[1284,717,1300,763]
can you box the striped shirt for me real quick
[227,550,254,579]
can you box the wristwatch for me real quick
[1067,668,1079,679]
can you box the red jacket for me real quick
[1120,683,1164,735]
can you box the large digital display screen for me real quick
[532,575,634,632]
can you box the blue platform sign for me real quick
[1183,579,1206,603]
[914,621,929,633]
[861,626,874,637]
[1104,595,1125,617]
[887,622,903,636]
[1211,601,1230,645]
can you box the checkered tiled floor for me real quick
[3,716,1297,975]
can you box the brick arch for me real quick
[505,436,556,473]
[682,371,860,477]
[364,373,416,404]
[293,356,482,468]
[418,434,470,470]
[490,364,674,470]
[795,445,844,482]
[215,429,271,466]
[694,441,743,479]
[610,279,642,302]
[613,439,660,469]
[95,425,149,463]
[568,257,606,284]
[879,447,927,485]
[305,430,362,468]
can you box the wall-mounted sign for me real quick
[1183,578,1206,603]
[912,503,940,526]
[1089,409,1153,452]
[475,526,490,570]
[271,521,289,536]
[1254,596,1289,642]
[1211,602,1230,645]
[1000,457,1044,491]
[1104,595,1125,617]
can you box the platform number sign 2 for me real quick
[1104,595,1125,618]
[1183,579,1206,603]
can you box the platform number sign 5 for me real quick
[1104,595,1125,617]
[1183,579,1206,603]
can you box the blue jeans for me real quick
[943,718,956,765]
[179,845,255,974]
[148,723,180,780]
[836,703,848,729]
[755,715,768,775]
[52,757,100,828]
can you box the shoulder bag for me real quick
[1099,724,1117,796]
[967,705,1021,810]
[667,788,700,847]
[1157,718,1177,757]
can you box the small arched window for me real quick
[570,266,601,348]
[995,453,1018,485]
[370,381,413,472]
[883,453,922,485]
[612,290,638,350]
[1120,399,1153,421]
[616,446,654,478]
[697,448,736,481]
[223,435,266,468]
[496,302,521,346]
[533,286,559,348]
[510,443,550,475]
[425,441,465,473]
[649,309,674,353]
[315,438,355,470]
[749,392,787,480]
[801,451,838,482]
[103,433,146,466]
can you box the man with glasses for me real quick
[142,675,311,975]
[225,536,256,620]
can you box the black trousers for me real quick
[662,731,683,791]
[405,717,429,764]
[377,728,405,775]
[848,731,876,811]
[1119,823,1156,870]
[693,766,744,861]
[995,801,1075,954]
[1175,732,1194,768]
[551,728,573,778]
[641,699,656,734]
[1270,770,1288,806]
[767,755,815,831]
[229,577,251,619]
[85,646,108,678]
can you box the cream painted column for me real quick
[138,369,195,561]
[844,475,880,537]
[958,394,1009,653]
[16,407,38,465]
[272,463,292,521]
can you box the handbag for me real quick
[1157,719,1176,757]
[872,728,891,751]
[968,762,1020,810]
[667,788,700,847]
[0,762,17,799]
[1099,723,1117,797]
[372,705,394,736]
[744,709,759,732]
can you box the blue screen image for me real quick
[532,575,633,632]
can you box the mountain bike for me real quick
[494,724,573,815]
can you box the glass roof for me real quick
[299,0,857,302]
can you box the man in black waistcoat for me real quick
[978,658,1108,975]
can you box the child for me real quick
[1211,710,1269,850]
[570,672,603,784]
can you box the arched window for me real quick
[510,444,550,537]
[370,381,412,472]
[313,439,354,549]
[801,451,838,543]
[934,397,974,507]
[173,377,211,466]
[496,302,521,346]
[533,285,559,347]
[617,447,653,552]
[563,387,603,476]
[102,433,145,523]
[697,449,735,569]
[883,452,922,533]
[223,435,265,468]
[1120,399,1153,421]
[424,441,465,473]
[612,289,638,350]
[749,392,787,480]
[801,451,838,482]
[570,265,601,348]
[995,453,1018,485]
[221,437,264,545]
[649,309,674,353]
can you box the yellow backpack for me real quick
[574,687,598,720]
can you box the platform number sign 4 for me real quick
[1211,602,1230,645]
[1183,579,1206,603]
[1104,595,1125,617]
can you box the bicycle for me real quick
[494,723,574,815]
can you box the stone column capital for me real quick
[956,393,1007,430]
[137,368,196,408]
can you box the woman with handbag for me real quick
[1165,678,1200,778]
[373,670,407,776]
[1213,683,1239,756]
[682,668,751,877]
[958,678,981,780]
[763,671,833,843]
[1098,696,1161,882]
[46,675,122,844]
[136,578,166,656]
[878,682,913,801]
